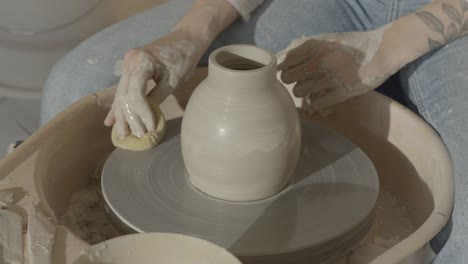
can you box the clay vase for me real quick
[181,45,301,202]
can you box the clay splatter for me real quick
[332,187,417,263]
[59,158,121,244]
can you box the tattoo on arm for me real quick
[415,0,468,49]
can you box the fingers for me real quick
[277,37,312,67]
[293,78,334,98]
[278,40,323,71]
[116,69,130,96]
[139,102,156,132]
[145,79,157,96]
[149,68,174,104]
[114,66,141,138]
[127,67,156,134]
[278,40,328,99]
[124,106,147,138]
[294,76,347,111]
[128,66,152,96]
[110,49,159,138]
[104,108,116,126]
[114,106,130,139]
[280,58,324,84]
[110,73,130,135]
[305,89,346,111]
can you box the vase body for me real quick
[181,45,301,202]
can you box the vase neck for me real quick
[208,45,277,91]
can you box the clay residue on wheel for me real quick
[59,154,121,244]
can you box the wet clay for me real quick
[111,100,166,151]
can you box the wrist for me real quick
[375,18,429,74]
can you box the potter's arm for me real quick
[162,0,264,64]
[153,0,264,57]
[375,0,468,74]
[105,0,265,139]
[171,0,240,48]
[278,0,468,112]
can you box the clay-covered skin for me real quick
[111,100,166,151]
[181,45,301,202]
[104,0,240,139]
[105,37,203,139]
[277,25,394,114]
[277,0,468,114]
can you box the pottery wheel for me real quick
[102,118,379,263]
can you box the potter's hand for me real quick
[278,0,468,113]
[277,26,397,113]
[104,32,206,138]
[104,0,239,138]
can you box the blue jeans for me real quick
[41,0,468,262]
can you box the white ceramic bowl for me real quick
[73,233,242,264]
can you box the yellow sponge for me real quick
[111,102,166,151]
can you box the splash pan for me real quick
[0,68,453,264]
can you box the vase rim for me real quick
[209,44,276,75]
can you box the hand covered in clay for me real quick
[277,25,397,113]
[104,32,205,138]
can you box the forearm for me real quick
[378,0,467,71]
[172,0,239,48]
